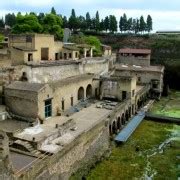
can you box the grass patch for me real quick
[150,91,180,118]
[87,121,179,180]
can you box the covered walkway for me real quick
[115,111,145,143]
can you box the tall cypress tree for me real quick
[109,15,117,33]
[146,15,152,32]
[95,11,100,32]
[104,16,109,32]
[69,9,78,31]
[119,16,123,33]
[86,12,91,30]
[139,15,146,33]
[122,13,128,32]
[51,7,56,15]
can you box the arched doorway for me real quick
[125,110,129,121]
[112,121,116,134]
[122,113,125,125]
[109,124,112,135]
[128,107,131,118]
[78,87,84,100]
[86,84,92,98]
[117,117,121,130]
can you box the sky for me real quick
[1,0,180,32]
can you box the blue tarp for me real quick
[115,111,145,142]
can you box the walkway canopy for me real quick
[115,111,145,143]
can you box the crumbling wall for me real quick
[11,59,109,84]
[0,130,13,180]
[17,120,110,180]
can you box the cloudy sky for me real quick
[1,0,180,31]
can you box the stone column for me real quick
[90,48,93,57]
[83,48,87,58]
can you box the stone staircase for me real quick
[13,140,42,157]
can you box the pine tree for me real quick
[119,16,123,33]
[95,11,100,32]
[104,16,109,32]
[109,15,117,33]
[62,16,68,28]
[146,15,152,32]
[127,18,132,32]
[139,15,146,33]
[5,13,16,27]
[0,17,4,28]
[135,19,140,34]
[69,9,78,31]
[100,19,104,31]
[51,7,56,15]
[86,12,91,30]
[122,13,128,32]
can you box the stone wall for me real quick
[4,89,38,119]
[117,54,150,66]
[15,120,110,180]
[115,70,164,93]
[12,59,109,84]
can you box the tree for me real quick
[0,18,5,28]
[127,18,133,32]
[70,34,102,56]
[139,15,146,33]
[86,12,91,30]
[100,19,104,31]
[119,16,123,33]
[12,13,42,33]
[146,15,152,32]
[62,16,69,28]
[51,7,56,15]
[5,13,16,27]
[84,36,102,56]
[135,19,140,34]
[95,11,100,32]
[42,13,63,39]
[109,15,117,33]
[122,13,128,32]
[38,13,45,24]
[69,9,78,31]
[104,16,109,32]
[78,16,86,30]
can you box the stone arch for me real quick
[128,106,131,118]
[137,99,141,109]
[121,113,125,125]
[112,121,116,134]
[132,104,135,115]
[117,116,121,130]
[109,124,112,135]
[125,110,129,121]
[78,87,84,100]
[86,84,92,98]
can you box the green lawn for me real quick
[87,121,180,180]
[72,92,180,180]
[150,91,180,118]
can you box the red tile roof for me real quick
[119,48,151,54]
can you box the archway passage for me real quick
[117,117,121,130]
[86,84,92,98]
[109,124,112,135]
[112,121,116,134]
[122,114,125,125]
[78,87,84,100]
[125,110,129,121]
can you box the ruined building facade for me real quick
[0,34,164,179]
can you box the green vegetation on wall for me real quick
[70,34,102,56]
